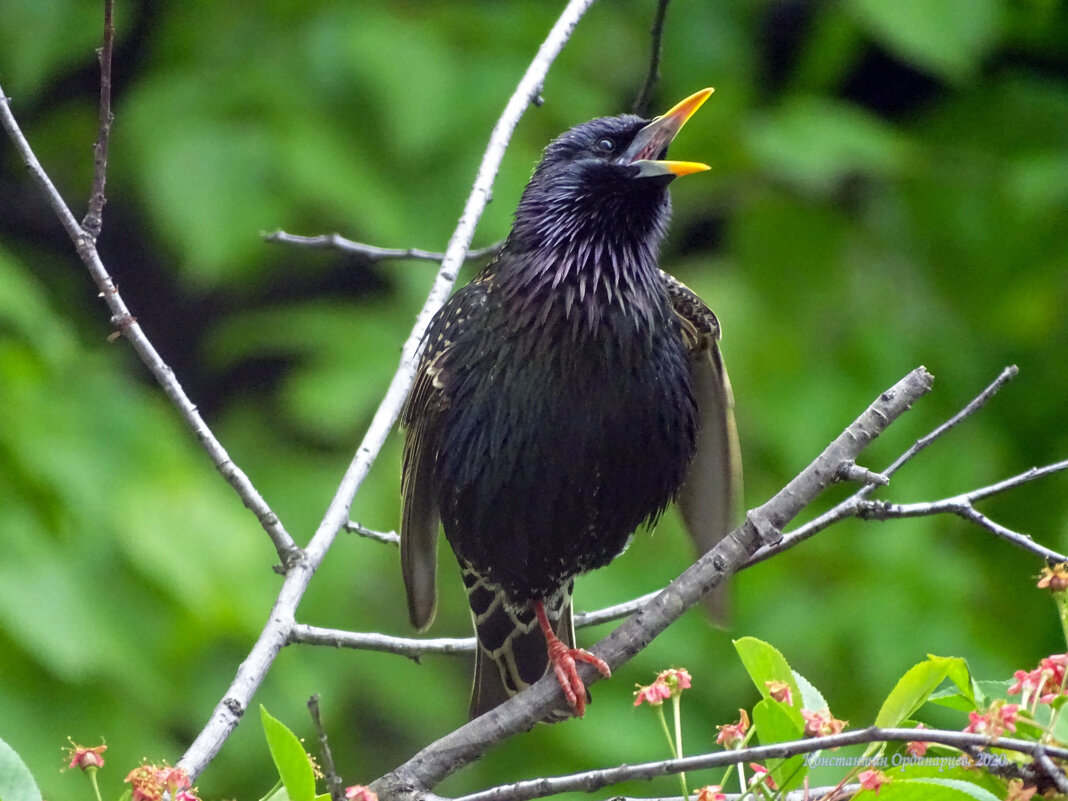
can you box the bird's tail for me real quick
[461,566,578,720]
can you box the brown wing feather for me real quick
[662,271,743,618]
[400,345,447,631]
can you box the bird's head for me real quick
[511,88,714,252]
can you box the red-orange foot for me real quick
[534,599,611,717]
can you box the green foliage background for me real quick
[1,0,1066,798]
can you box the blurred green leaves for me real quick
[847,0,1002,83]
[0,0,1066,799]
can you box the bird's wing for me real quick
[662,270,743,580]
[400,276,494,630]
[400,315,453,631]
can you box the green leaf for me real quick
[260,706,316,801]
[877,777,1001,800]
[927,688,976,712]
[0,736,42,801]
[793,670,829,713]
[847,0,1001,83]
[752,698,807,792]
[734,637,802,703]
[875,656,966,728]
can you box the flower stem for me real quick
[672,694,688,801]
[87,768,104,801]
[1055,591,1068,650]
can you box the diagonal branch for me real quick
[369,367,935,800]
[175,0,600,778]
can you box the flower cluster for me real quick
[1009,653,1068,707]
[633,667,692,707]
[963,701,1019,737]
[125,764,200,801]
[715,708,750,748]
[800,708,848,738]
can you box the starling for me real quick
[400,88,740,719]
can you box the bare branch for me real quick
[264,230,503,263]
[855,459,1068,564]
[345,521,401,545]
[308,694,344,801]
[748,365,1025,567]
[632,0,671,117]
[82,0,115,240]
[289,594,667,656]
[574,590,661,627]
[873,364,1019,492]
[448,726,1068,801]
[290,624,475,657]
[370,368,935,800]
[176,0,599,777]
[0,85,301,568]
[835,461,889,487]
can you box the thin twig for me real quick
[370,368,935,801]
[632,0,671,117]
[176,0,599,778]
[288,592,662,656]
[345,521,401,545]
[264,230,503,263]
[447,726,1068,801]
[0,88,300,568]
[747,365,1023,566]
[82,0,114,240]
[290,624,475,657]
[308,695,344,801]
[869,364,1019,495]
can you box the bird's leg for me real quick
[533,598,611,717]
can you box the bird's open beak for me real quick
[623,87,713,178]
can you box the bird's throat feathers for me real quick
[497,179,673,334]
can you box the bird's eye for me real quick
[595,137,616,153]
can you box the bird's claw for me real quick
[546,638,611,717]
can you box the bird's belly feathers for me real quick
[435,322,697,602]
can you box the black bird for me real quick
[400,88,740,719]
